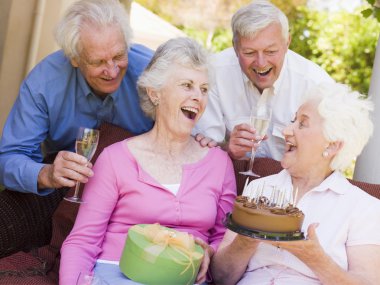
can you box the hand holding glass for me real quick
[64,127,99,203]
[239,106,272,177]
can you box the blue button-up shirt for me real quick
[0,44,154,195]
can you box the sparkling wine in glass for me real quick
[239,106,272,177]
[64,127,99,203]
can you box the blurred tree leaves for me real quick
[361,0,380,21]
[290,6,380,94]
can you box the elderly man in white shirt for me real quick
[194,0,334,161]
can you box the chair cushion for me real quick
[0,250,55,284]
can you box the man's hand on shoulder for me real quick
[37,150,94,190]
[195,133,218,148]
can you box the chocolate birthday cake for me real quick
[231,195,304,233]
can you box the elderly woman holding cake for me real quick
[211,82,380,285]
[59,37,236,285]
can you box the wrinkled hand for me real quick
[194,237,214,284]
[266,223,324,263]
[38,150,94,189]
[195,133,218,148]
[227,123,262,160]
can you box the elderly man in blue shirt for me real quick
[0,0,153,257]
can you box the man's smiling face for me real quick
[234,22,290,93]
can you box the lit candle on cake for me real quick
[293,187,299,206]
[250,186,257,202]
[268,186,274,205]
[242,177,250,196]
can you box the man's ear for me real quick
[286,34,291,48]
[71,58,79,68]
[232,45,237,57]
[232,37,239,57]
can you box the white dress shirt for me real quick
[194,47,334,160]
[237,170,380,284]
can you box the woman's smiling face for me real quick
[154,65,209,136]
[281,99,330,175]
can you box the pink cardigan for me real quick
[60,140,236,284]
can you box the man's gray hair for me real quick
[138,37,209,120]
[54,0,132,59]
[304,82,374,171]
[232,0,289,44]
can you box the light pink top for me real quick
[60,140,236,284]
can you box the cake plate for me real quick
[224,213,305,241]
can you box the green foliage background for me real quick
[289,7,380,95]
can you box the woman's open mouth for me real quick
[181,106,198,120]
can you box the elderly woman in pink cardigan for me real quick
[60,37,236,285]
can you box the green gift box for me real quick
[119,224,204,285]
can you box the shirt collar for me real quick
[311,171,347,195]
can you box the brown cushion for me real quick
[0,250,55,285]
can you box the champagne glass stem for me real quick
[239,141,261,177]
[64,180,83,203]
[72,181,81,199]
[247,148,256,172]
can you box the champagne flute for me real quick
[64,127,99,203]
[239,106,272,177]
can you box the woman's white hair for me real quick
[137,37,209,120]
[304,82,374,171]
[54,0,132,59]
[231,0,289,44]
